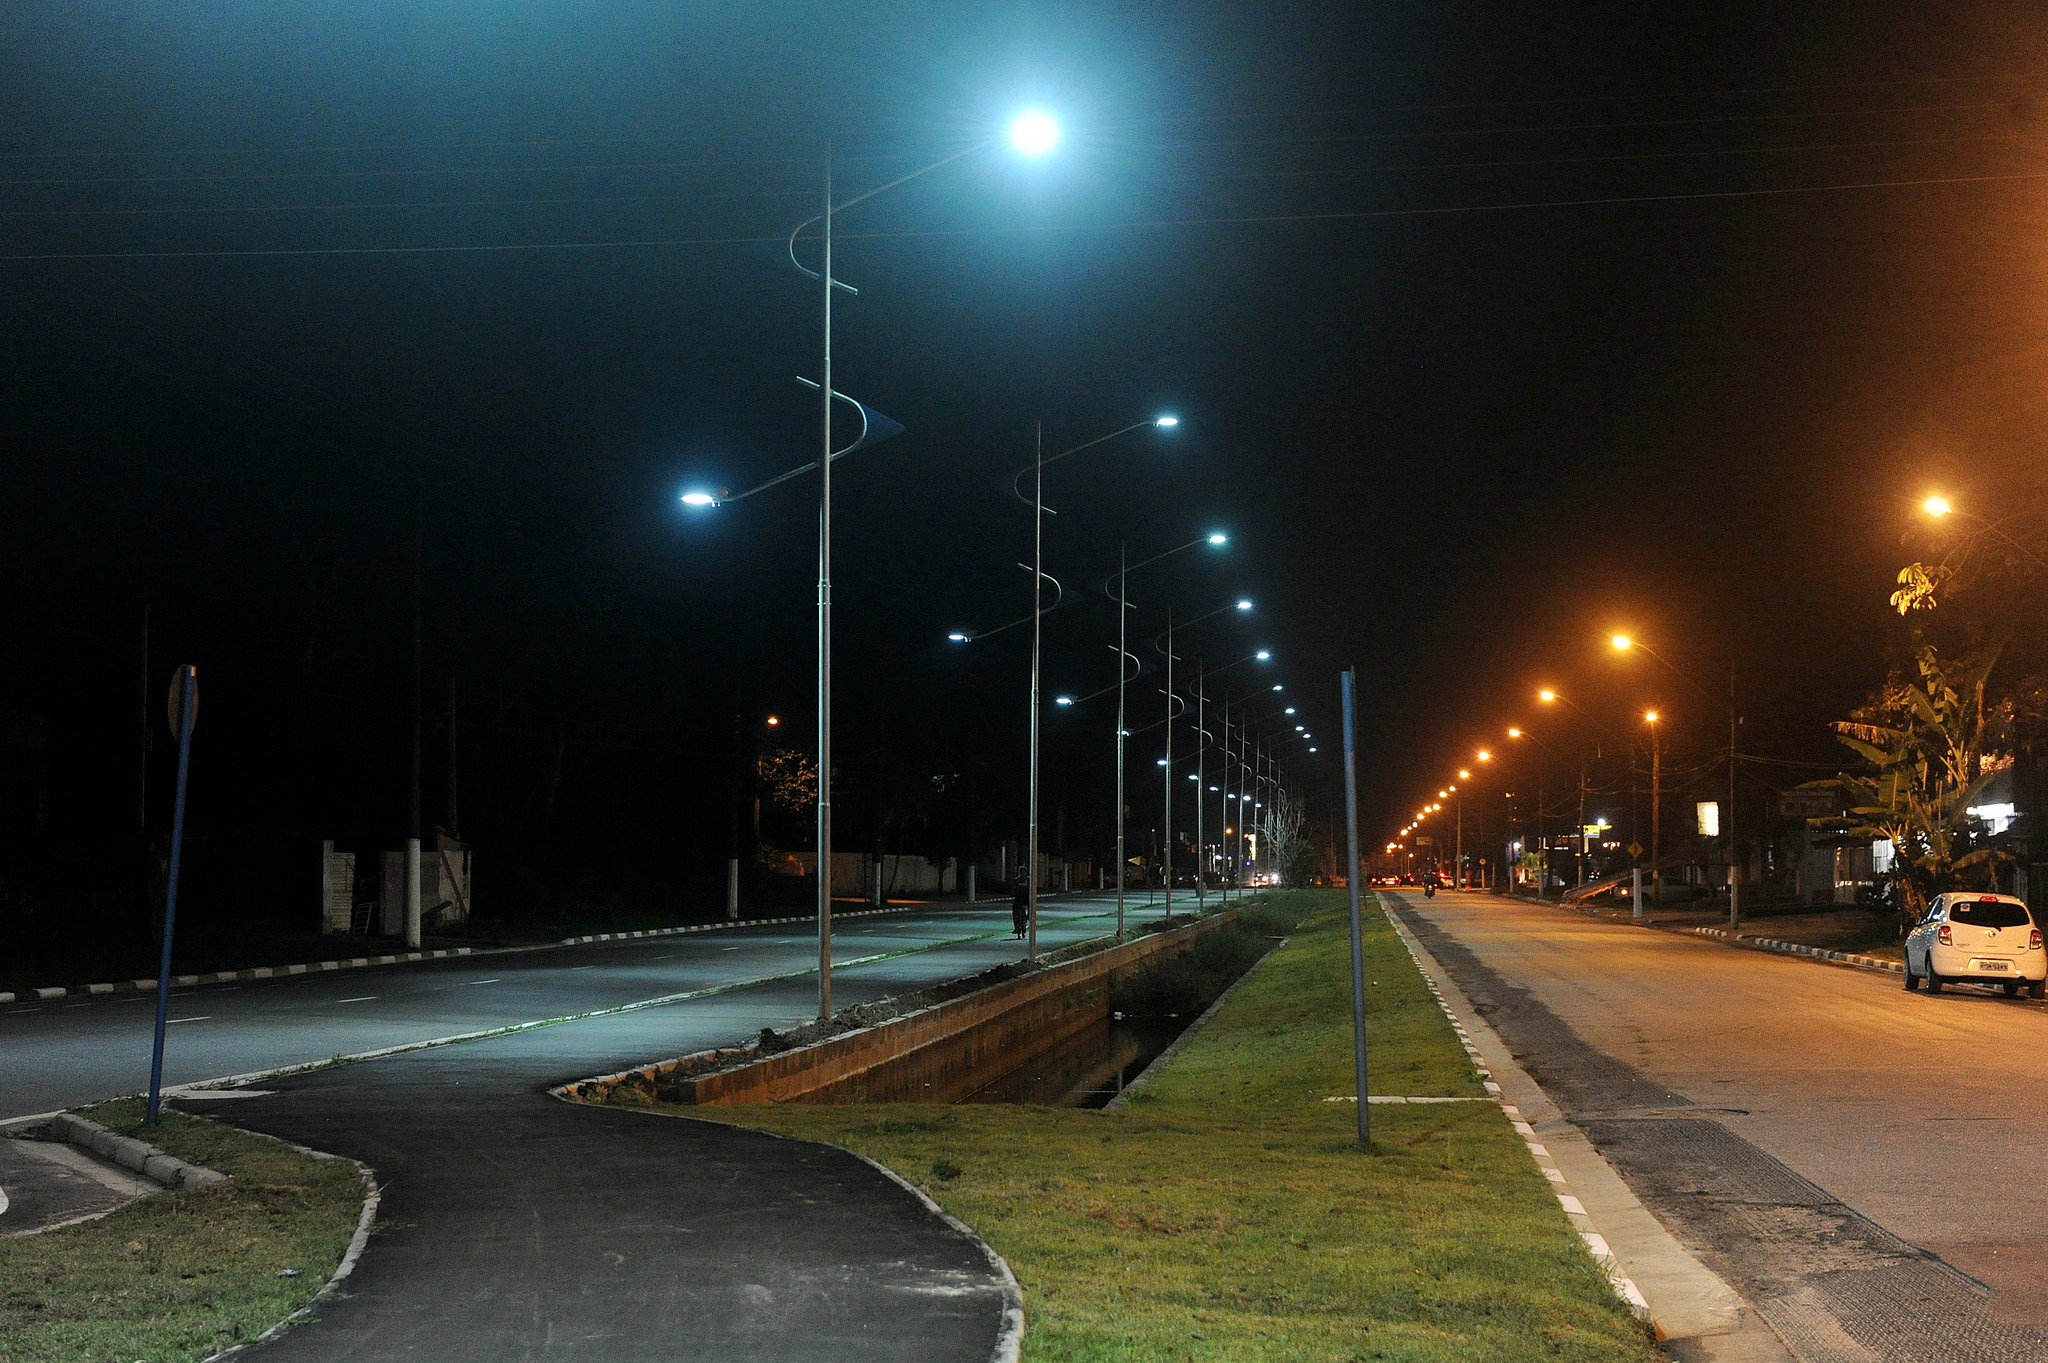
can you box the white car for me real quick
[1904,893,2047,998]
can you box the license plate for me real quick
[1974,959,2013,972]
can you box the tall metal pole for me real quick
[1195,660,1206,913]
[406,501,423,950]
[1456,795,1464,890]
[817,153,835,1018]
[1650,718,1663,907]
[1341,667,1368,1144]
[1161,609,1174,919]
[1219,687,1231,904]
[1115,542,1128,941]
[1027,423,1043,957]
[147,665,197,1124]
[1729,669,1741,933]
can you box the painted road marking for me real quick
[569,965,596,971]
[465,979,503,986]
[335,996,377,1004]
[166,1016,211,1025]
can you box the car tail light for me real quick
[1938,924,1954,945]
[2032,929,2042,949]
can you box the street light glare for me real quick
[1255,649,1272,660]
[1923,494,1953,517]
[766,715,779,726]
[680,491,718,507]
[1154,414,1180,428]
[1507,727,1522,737]
[1237,599,1254,610]
[1284,706,1295,714]
[1539,689,1557,702]
[947,631,970,643]
[1645,710,1660,723]
[1207,532,1229,545]
[1007,108,1061,157]
[1612,634,1633,651]
[1054,695,1073,706]
[1477,750,1491,761]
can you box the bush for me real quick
[1112,898,1309,1017]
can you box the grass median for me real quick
[646,890,1661,1362]
[0,1099,366,1363]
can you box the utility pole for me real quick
[1649,715,1663,907]
[1340,667,1368,1145]
[1729,667,1741,933]
[1577,755,1588,890]
[1455,795,1464,890]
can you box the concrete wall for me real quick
[559,912,1235,1108]
[319,842,355,935]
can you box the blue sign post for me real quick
[147,664,197,1125]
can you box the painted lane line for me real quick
[465,978,503,986]
[167,925,1044,1096]
[568,965,597,971]
[334,996,377,1004]
[166,1016,211,1025]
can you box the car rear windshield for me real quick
[1950,900,2034,928]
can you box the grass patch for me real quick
[644,890,1661,1362]
[1111,900,1307,1019]
[0,1100,366,1363]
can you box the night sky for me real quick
[6,2,2048,914]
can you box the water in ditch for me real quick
[958,1016,1188,1108]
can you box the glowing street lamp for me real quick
[1008,109,1062,157]
[1923,494,1953,517]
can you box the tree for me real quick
[1811,641,2040,929]
[1259,787,1317,889]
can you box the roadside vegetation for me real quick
[0,1100,365,1363]
[656,890,1660,1362]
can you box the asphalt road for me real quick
[0,896,1150,1122]
[1390,890,2048,1363]
[0,893,1178,1361]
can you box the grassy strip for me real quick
[640,890,1661,1362]
[0,1100,364,1363]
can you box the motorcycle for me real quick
[1424,882,1436,899]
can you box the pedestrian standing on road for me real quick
[1011,882,1029,940]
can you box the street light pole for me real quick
[1027,423,1043,956]
[815,154,835,1017]
[1195,659,1207,913]
[1161,607,1175,919]
[1116,541,1129,940]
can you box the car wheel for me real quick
[1927,963,1944,993]
[1904,960,1920,991]
[2032,980,2045,1000]
[2005,979,2022,998]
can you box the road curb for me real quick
[1665,924,1905,975]
[49,1112,227,1190]
[0,897,1014,1005]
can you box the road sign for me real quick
[1628,841,1645,860]
[1778,788,1839,818]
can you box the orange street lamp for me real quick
[1923,494,1953,517]
[1476,750,1492,762]
[1611,633,1633,651]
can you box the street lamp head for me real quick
[1272,684,1283,692]
[1007,108,1061,157]
[1284,706,1295,714]
[1154,414,1180,428]
[1237,599,1254,611]
[766,715,780,726]
[1207,532,1228,545]
[1054,695,1073,706]
[1612,634,1633,651]
[1507,727,1522,738]
[1477,750,1491,762]
[1255,649,1272,661]
[947,631,971,643]
[1308,746,1317,753]
[1923,494,1953,517]
[679,490,720,508]
[1539,689,1557,703]
[1156,758,1168,767]
[1644,710,1659,723]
